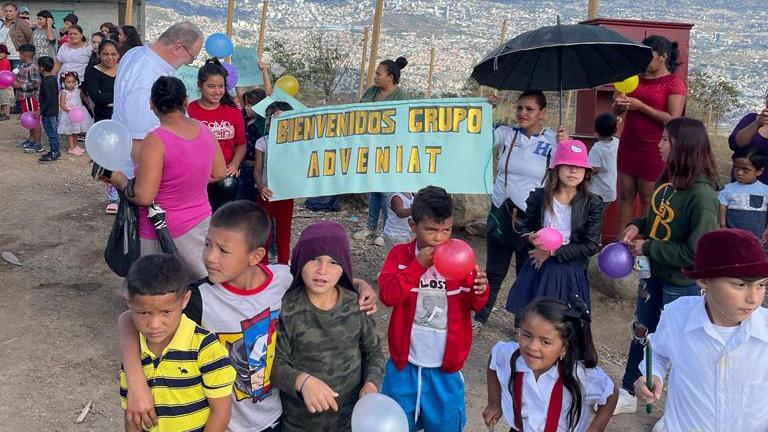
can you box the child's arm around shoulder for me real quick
[197,332,235,432]
[378,244,426,307]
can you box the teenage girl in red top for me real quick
[188,59,246,211]
[614,35,687,234]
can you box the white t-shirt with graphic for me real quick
[492,125,557,209]
[409,265,448,367]
[188,264,292,432]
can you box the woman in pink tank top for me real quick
[109,76,227,279]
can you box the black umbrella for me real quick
[471,20,653,124]
[147,203,179,255]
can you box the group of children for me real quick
[118,187,768,432]
[118,187,489,432]
[2,42,92,162]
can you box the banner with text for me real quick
[266,98,493,200]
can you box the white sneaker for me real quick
[373,236,385,246]
[651,418,664,432]
[353,228,372,240]
[612,388,637,415]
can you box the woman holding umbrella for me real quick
[108,76,227,280]
[614,35,687,234]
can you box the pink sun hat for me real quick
[551,139,592,170]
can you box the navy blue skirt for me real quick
[505,258,591,316]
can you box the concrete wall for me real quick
[18,1,145,39]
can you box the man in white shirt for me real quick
[112,21,203,173]
[636,228,768,432]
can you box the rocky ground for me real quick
[0,120,660,431]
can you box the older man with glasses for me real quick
[112,22,204,174]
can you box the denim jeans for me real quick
[366,192,388,231]
[41,115,59,154]
[621,277,702,392]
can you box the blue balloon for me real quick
[205,33,234,58]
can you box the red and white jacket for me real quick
[378,240,489,373]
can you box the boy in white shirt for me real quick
[636,228,768,432]
[588,113,619,204]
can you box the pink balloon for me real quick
[537,227,564,251]
[61,35,69,44]
[0,70,14,88]
[69,106,85,123]
[433,239,476,281]
[20,112,39,129]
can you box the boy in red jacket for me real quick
[379,185,489,431]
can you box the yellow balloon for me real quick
[614,75,639,94]
[275,75,300,97]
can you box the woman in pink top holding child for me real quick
[109,76,227,279]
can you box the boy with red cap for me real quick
[636,228,768,432]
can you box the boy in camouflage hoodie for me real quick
[272,221,385,432]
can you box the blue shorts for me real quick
[381,359,467,432]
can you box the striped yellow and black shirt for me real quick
[120,314,235,432]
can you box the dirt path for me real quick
[0,123,659,431]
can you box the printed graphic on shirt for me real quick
[201,120,235,141]
[413,267,448,332]
[218,308,279,402]
[649,183,675,241]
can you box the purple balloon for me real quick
[0,70,14,88]
[20,112,39,129]
[598,242,634,279]
[223,62,238,89]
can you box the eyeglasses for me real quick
[179,44,197,64]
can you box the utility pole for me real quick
[588,0,599,19]
[426,45,435,98]
[357,27,369,100]
[125,0,134,25]
[226,0,236,37]
[257,0,268,57]
[366,0,384,87]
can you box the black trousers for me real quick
[475,203,530,324]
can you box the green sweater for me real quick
[632,176,719,286]
[359,85,411,102]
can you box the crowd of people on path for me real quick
[3,6,768,430]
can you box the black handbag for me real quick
[104,189,140,277]
[487,199,526,245]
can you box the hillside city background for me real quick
[144,0,767,121]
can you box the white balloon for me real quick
[351,393,409,432]
[85,120,133,172]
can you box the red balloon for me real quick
[433,239,476,281]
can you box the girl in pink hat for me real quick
[505,140,604,320]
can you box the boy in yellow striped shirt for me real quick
[120,254,235,431]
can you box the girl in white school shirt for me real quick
[483,297,618,432]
